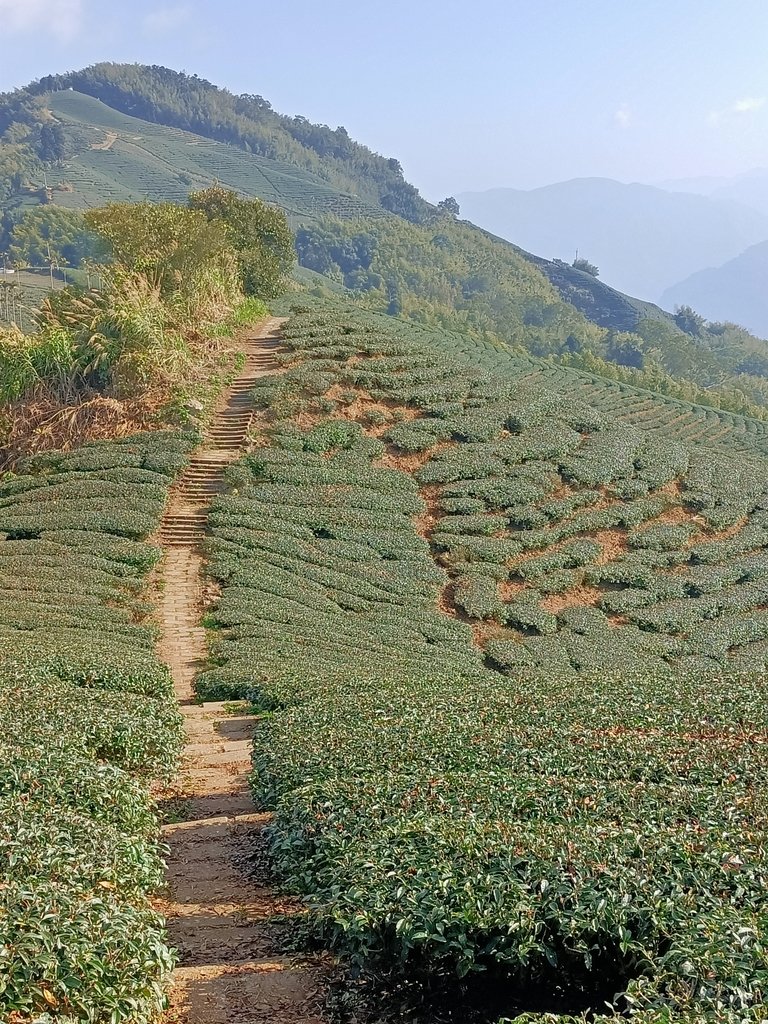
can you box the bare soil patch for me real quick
[540,586,603,613]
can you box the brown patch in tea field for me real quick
[592,528,630,564]
[498,579,527,602]
[540,586,603,613]
[413,483,444,542]
[471,619,510,646]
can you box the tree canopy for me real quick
[3,208,103,268]
[673,304,707,336]
[84,202,231,296]
[572,256,600,277]
[188,187,294,298]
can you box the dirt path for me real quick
[155,318,326,1024]
[91,130,118,150]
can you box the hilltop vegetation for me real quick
[3,62,428,221]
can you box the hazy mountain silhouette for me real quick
[662,239,768,339]
[456,177,768,302]
[660,168,768,217]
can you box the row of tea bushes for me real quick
[270,307,768,675]
[253,666,768,1022]
[205,438,768,1020]
[198,427,484,703]
[0,431,195,1022]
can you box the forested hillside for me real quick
[4,65,768,421]
[3,63,428,221]
[295,215,768,417]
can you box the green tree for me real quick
[188,186,294,297]
[606,330,645,369]
[85,202,231,296]
[572,256,599,277]
[8,208,104,268]
[437,196,460,218]
[0,142,40,201]
[673,304,706,337]
[38,122,66,162]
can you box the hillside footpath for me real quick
[155,318,326,1024]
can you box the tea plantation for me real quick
[36,91,384,227]
[0,430,194,1022]
[202,305,768,1021]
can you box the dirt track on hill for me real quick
[155,318,326,1024]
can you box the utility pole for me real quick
[47,243,55,289]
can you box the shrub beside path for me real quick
[155,318,326,1024]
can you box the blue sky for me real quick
[1,0,767,199]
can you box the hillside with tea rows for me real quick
[199,302,768,1021]
[0,431,195,1021]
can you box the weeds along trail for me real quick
[155,318,325,1024]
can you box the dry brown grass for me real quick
[379,447,436,473]
[0,325,247,470]
[413,483,443,540]
[0,389,164,470]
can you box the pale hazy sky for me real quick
[1,0,767,199]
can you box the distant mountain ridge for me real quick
[660,167,768,216]
[662,240,768,339]
[457,177,768,302]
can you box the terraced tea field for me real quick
[201,304,768,1022]
[36,92,384,225]
[394,312,768,459]
[0,431,194,1021]
[3,303,767,1023]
